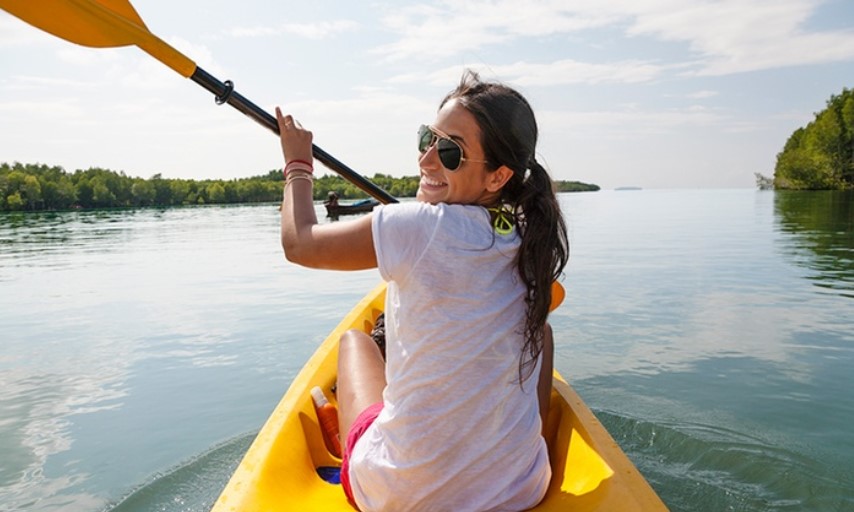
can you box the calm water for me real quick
[1,190,852,512]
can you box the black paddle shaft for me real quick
[190,67,398,205]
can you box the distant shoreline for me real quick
[1,162,600,212]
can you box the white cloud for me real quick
[0,13,53,46]
[56,44,122,66]
[389,59,665,87]
[226,26,279,38]
[226,20,358,40]
[281,20,358,40]
[0,98,85,117]
[687,90,719,99]
[1,75,96,91]
[485,59,664,86]
[373,0,617,62]
[167,36,223,75]
[373,0,854,75]
[622,0,854,75]
[50,36,223,91]
[285,91,432,126]
[539,104,727,136]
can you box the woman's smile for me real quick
[419,174,447,189]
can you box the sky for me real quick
[1,0,854,190]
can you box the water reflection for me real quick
[0,209,155,278]
[0,203,374,511]
[0,365,130,511]
[774,191,854,298]
[553,190,840,380]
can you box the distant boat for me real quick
[324,198,379,217]
[615,187,642,191]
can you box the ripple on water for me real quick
[597,411,854,512]
[103,433,255,512]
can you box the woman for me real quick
[277,70,568,511]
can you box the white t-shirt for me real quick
[348,202,550,512]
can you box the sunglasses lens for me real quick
[417,125,463,170]
[436,139,462,170]
[417,125,434,153]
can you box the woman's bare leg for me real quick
[337,329,387,441]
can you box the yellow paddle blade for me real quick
[0,0,145,46]
[0,0,195,77]
[550,281,566,312]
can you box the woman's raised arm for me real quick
[277,107,377,271]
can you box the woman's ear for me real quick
[486,165,515,192]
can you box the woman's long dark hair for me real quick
[441,70,569,382]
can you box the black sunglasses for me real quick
[418,124,488,171]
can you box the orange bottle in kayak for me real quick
[310,386,342,458]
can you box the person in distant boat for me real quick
[325,191,340,208]
[276,70,568,512]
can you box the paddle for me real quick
[0,0,398,204]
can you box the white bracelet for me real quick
[286,172,314,185]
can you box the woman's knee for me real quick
[338,329,379,359]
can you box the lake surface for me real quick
[1,189,852,512]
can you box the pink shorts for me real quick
[340,402,383,509]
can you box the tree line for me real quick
[0,162,598,212]
[0,163,282,211]
[767,87,854,190]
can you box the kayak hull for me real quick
[212,283,667,511]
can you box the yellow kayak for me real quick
[212,283,668,511]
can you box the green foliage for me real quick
[0,162,600,212]
[0,162,284,211]
[774,87,854,190]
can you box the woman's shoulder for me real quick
[379,201,485,217]
[384,204,496,241]
[376,201,435,225]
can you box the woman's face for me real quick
[416,99,507,206]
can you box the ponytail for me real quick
[505,159,569,381]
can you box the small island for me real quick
[555,180,600,193]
